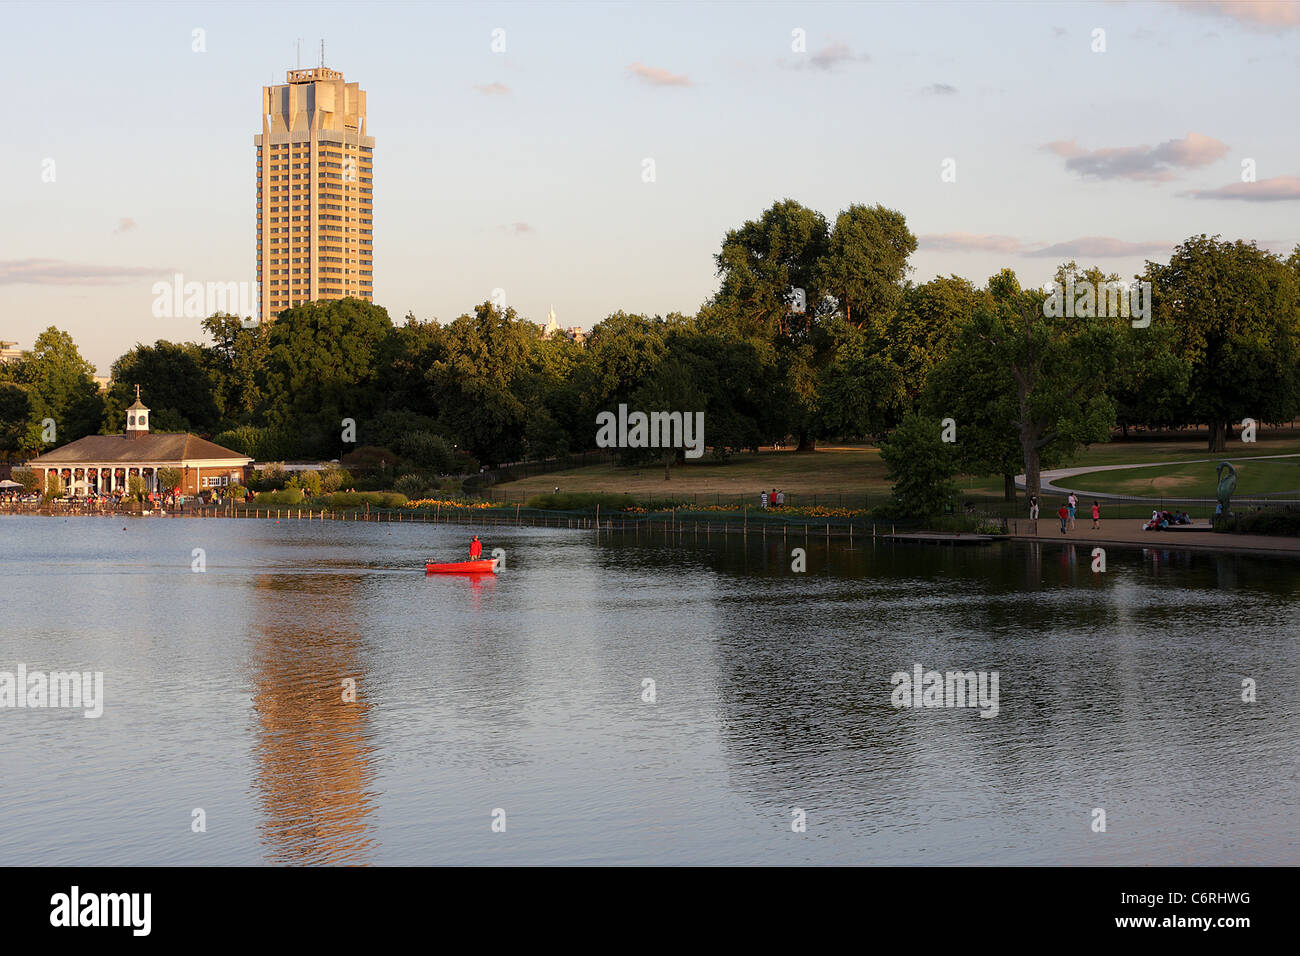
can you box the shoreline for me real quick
[6,505,1300,557]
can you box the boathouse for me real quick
[25,387,252,496]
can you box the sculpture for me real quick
[1214,460,1237,525]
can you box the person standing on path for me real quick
[1057,503,1070,535]
[1067,493,1078,529]
[1091,501,1101,530]
[1029,495,1039,520]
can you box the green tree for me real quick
[626,357,706,479]
[968,269,1122,496]
[427,301,537,465]
[12,467,41,494]
[202,313,271,427]
[262,299,395,457]
[0,383,46,455]
[879,413,959,516]
[6,327,103,445]
[815,203,917,328]
[1142,236,1300,451]
[713,199,830,338]
[156,467,184,494]
[103,340,220,434]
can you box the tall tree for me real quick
[104,340,220,434]
[816,203,917,328]
[202,313,272,428]
[262,299,395,457]
[713,199,830,338]
[4,327,103,446]
[427,301,538,465]
[1142,236,1300,451]
[967,269,1122,497]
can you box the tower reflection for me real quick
[248,572,377,864]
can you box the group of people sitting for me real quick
[1143,510,1193,531]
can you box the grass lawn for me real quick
[1067,457,1300,498]
[493,428,1300,503]
[498,445,895,502]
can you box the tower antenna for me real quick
[296,38,302,68]
[320,39,325,68]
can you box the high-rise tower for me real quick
[256,66,374,322]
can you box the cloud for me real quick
[918,234,1170,258]
[922,83,957,95]
[1170,0,1300,29]
[801,42,870,70]
[1022,237,1172,258]
[113,217,137,234]
[1181,175,1300,201]
[1043,132,1229,181]
[628,62,692,87]
[918,233,1025,253]
[474,82,510,95]
[0,259,167,286]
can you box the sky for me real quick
[2,0,1299,374]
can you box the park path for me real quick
[1005,518,1300,554]
[1015,454,1300,501]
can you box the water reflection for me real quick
[248,572,378,864]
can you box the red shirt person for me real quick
[1057,505,1070,535]
[469,536,483,559]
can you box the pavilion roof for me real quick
[27,433,252,465]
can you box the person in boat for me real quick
[469,535,483,560]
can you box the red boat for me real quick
[425,558,499,575]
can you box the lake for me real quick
[1,514,1296,865]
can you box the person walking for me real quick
[760,490,768,510]
[770,488,779,510]
[1091,501,1101,530]
[776,489,785,507]
[1029,495,1039,521]
[1057,503,1070,535]
[1067,492,1078,530]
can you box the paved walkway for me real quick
[1015,454,1300,503]
[1005,517,1300,555]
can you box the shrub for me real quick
[398,431,456,473]
[255,488,304,506]
[879,413,959,517]
[322,490,408,510]
[394,473,430,499]
[319,464,351,493]
[11,467,40,494]
[43,472,66,501]
[1217,506,1300,537]
[156,467,184,494]
[291,470,323,496]
[249,463,288,491]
